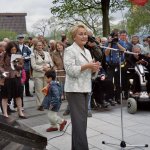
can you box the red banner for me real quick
[129,0,148,6]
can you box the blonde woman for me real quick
[31,41,54,111]
[64,24,100,150]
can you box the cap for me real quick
[17,34,25,39]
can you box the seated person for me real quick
[92,68,117,107]
[124,45,150,96]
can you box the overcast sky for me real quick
[0,0,127,34]
[0,0,52,32]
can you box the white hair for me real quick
[101,37,107,41]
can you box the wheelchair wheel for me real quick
[127,98,137,114]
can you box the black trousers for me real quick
[25,70,31,95]
[106,64,121,101]
[92,79,114,103]
[66,92,89,150]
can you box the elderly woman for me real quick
[31,41,54,111]
[64,24,100,150]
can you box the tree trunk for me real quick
[101,0,110,37]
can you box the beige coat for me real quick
[31,50,54,106]
[31,51,54,77]
[52,50,65,83]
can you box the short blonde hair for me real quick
[70,24,88,40]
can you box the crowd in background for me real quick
[0,28,150,119]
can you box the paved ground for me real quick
[1,80,150,150]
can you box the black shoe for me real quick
[26,94,33,97]
[107,99,117,106]
[19,115,27,119]
[101,101,110,108]
[116,99,121,104]
[37,106,44,111]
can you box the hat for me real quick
[17,34,25,39]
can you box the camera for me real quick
[88,35,99,45]
[109,32,119,44]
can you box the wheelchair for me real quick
[91,74,117,109]
[127,64,150,114]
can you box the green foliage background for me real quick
[0,30,17,41]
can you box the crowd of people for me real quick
[0,23,150,150]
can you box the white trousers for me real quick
[47,110,63,128]
[34,77,46,106]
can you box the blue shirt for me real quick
[105,40,126,64]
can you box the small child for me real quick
[13,68,26,111]
[42,70,67,132]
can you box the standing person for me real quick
[31,41,54,111]
[104,29,126,103]
[0,41,6,113]
[13,68,26,111]
[52,41,65,100]
[42,70,67,132]
[48,40,56,57]
[64,24,100,150]
[17,34,32,97]
[61,34,70,48]
[0,41,26,118]
[119,30,132,99]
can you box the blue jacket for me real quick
[19,45,31,71]
[42,81,62,112]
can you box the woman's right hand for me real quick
[88,61,100,72]
[81,61,100,72]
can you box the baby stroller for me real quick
[127,64,150,114]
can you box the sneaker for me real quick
[60,120,67,131]
[46,127,58,132]
[88,111,92,117]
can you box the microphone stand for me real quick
[100,46,148,149]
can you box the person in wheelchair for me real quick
[124,45,150,97]
[92,67,117,108]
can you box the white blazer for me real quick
[31,51,54,78]
[64,42,92,93]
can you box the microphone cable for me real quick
[47,121,71,141]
